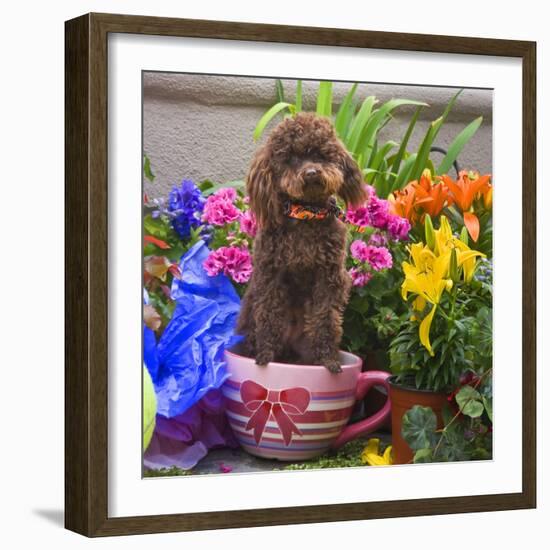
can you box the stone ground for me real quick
[188,431,392,475]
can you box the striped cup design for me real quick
[222,349,363,461]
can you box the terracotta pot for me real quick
[388,375,449,464]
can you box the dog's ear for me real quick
[246,145,282,229]
[338,150,367,207]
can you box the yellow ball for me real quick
[143,366,157,451]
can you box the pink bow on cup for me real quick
[240,380,311,446]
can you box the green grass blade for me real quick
[276,79,285,103]
[355,99,427,159]
[407,89,462,180]
[393,153,418,190]
[295,80,303,113]
[370,141,398,172]
[316,81,333,117]
[436,116,483,175]
[253,102,292,141]
[334,83,358,139]
[346,96,377,152]
[408,117,443,182]
[389,105,423,186]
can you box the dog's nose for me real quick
[304,168,319,181]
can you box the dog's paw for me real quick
[254,352,273,368]
[324,359,343,374]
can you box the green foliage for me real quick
[390,257,493,393]
[253,81,482,199]
[455,385,484,417]
[402,385,493,464]
[144,466,193,477]
[436,117,483,175]
[342,240,409,358]
[401,406,438,450]
[143,154,155,182]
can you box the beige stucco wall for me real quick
[143,73,492,197]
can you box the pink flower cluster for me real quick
[350,240,393,270]
[202,188,241,226]
[203,246,253,283]
[348,239,393,287]
[349,267,373,287]
[239,209,257,238]
[345,185,410,241]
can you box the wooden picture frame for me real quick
[65,12,536,537]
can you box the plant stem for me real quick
[431,368,493,460]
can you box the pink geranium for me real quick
[350,240,393,271]
[349,267,373,287]
[202,188,241,226]
[387,215,411,241]
[350,240,370,262]
[367,195,391,229]
[204,246,253,283]
[346,205,371,227]
[239,210,257,238]
[365,246,393,271]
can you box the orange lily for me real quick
[439,171,492,242]
[413,171,453,219]
[390,170,452,225]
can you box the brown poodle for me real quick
[237,112,366,373]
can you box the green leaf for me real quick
[198,179,215,193]
[409,90,462,181]
[345,96,377,152]
[482,395,493,422]
[413,448,434,463]
[456,385,484,418]
[356,99,427,160]
[409,116,443,182]
[143,154,155,182]
[437,117,483,175]
[316,81,333,117]
[393,153,418,189]
[253,102,293,141]
[275,79,285,103]
[202,180,245,196]
[401,405,438,451]
[334,83,358,139]
[295,80,303,112]
[389,105,423,190]
[143,214,168,240]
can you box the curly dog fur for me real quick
[236,112,366,373]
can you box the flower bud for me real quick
[449,247,460,282]
[424,213,436,251]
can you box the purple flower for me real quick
[346,205,371,227]
[239,210,257,238]
[202,188,241,226]
[350,241,393,271]
[365,246,393,271]
[167,179,205,238]
[387,215,411,241]
[367,195,391,229]
[350,240,370,262]
[369,232,388,247]
[349,267,372,287]
[204,246,253,283]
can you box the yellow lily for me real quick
[361,438,393,466]
[432,216,485,282]
[401,249,451,355]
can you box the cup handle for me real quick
[331,370,392,448]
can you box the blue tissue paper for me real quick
[149,241,242,418]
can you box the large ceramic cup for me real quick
[222,348,391,461]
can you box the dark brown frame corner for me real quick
[65,12,537,537]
